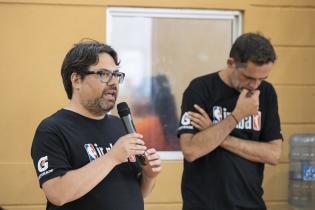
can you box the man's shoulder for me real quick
[40,110,121,126]
[37,109,71,130]
[190,71,219,84]
[259,80,276,93]
[188,71,219,90]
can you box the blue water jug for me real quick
[289,133,315,210]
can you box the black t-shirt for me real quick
[31,109,144,210]
[178,72,282,210]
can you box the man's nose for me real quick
[249,79,261,90]
[107,75,119,85]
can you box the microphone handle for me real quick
[121,115,136,133]
[121,115,146,165]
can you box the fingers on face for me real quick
[240,89,248,97]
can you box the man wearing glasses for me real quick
[31,40,162,210]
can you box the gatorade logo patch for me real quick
[178,112,193,131]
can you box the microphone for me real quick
[117,102,145,165]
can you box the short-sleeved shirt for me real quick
[178,72,282,210]
[31,109,144,210]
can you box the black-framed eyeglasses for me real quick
[83,69,125,84]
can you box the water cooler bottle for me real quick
[289,133,315,210]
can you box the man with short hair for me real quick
[178,33,282,210]
[31,40,162,210]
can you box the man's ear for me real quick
[227,58,236,67]
[71,72,82,90]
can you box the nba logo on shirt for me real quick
[84,144,99,161]
[213,106,223,123]
[253,111,261,131]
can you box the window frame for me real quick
[106,7,242,160]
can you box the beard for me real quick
[83,95,116,116]
[99,97,116,112]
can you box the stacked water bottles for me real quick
[289,134,315,210]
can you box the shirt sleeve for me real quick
[260,85,283,142]
[177,84,208,137]
[31,120,71,186]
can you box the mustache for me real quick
[102,87,117,95]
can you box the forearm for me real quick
[43,152,118,206]
[181,115,237,162]
[140,175,156,198]
[221,136,282,165]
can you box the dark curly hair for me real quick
[229,32,276,67]
[61,39,120,99]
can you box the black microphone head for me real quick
[117,102,130,117]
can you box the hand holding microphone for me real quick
[117,102,146,165]
[108,133,146,165]
[116,102,162,180]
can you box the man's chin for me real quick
[100,101,115,112]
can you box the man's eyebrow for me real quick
[94,68,119,72]
[243,74,268,80]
